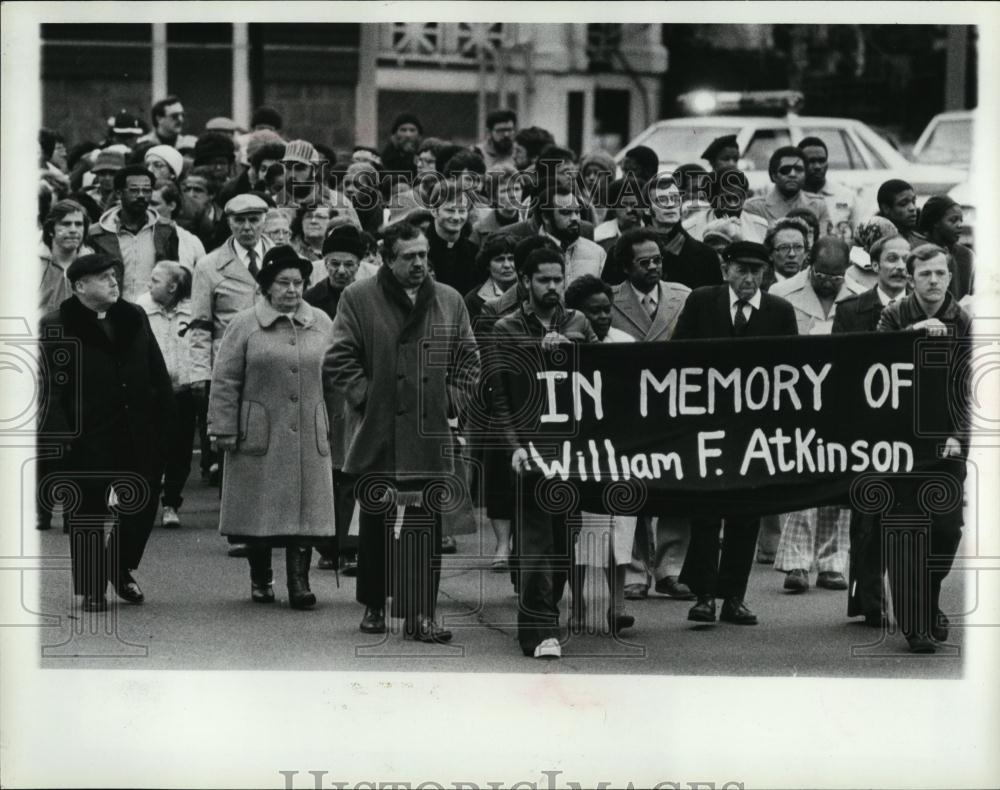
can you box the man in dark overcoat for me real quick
[672,241,799,626]
[326,222,480,643]
[40,253,174,611]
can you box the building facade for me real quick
[42,22,668,155]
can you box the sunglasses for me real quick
[777,164,805,176]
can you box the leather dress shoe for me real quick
[906,634,937,654]
[624,584,648,601]
[783,569,809,593]
[360,607,386,634]
[816,571,848,590]
[227,543,249,558]
[932,609,950,642]
[81,594,107,612]
[113,572,144,604]
[654,576,695,600]
[251,581,275,603]
[316,556,336,570]
[687,595,716,623]
[441,536,458,554]
[404,615,453,643]
[608,609,635,634]
[720,598,758,625]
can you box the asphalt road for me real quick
[34,466,965,678]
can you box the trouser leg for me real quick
[716,518,762,600]
[815,506,850,574]
[106,476,161,579]
[67,477,111,597]
[197,383,214,477]
[651,515,690,580]
[774,509,816,572]
[624,514,653,588]
[756,514,782,560]
[356,503,388,609]
[392,505,442,623]
[161,389,196,510]
[678,518,722,597]
[847,510,887,618]
[516,479,562,651]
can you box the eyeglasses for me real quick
[272,278,304,289]
[777,164,805,175]
[774,244,805,255]
[633,255,663,268]
[812,271,845,283]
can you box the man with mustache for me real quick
[536,180,606,285]
[833,232,911,628]
[594,175,647,266]
[769,237,862,595]
[88,165,179,302]
[475,109,518,172]
[744,146,831,232]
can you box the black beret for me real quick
[722,241,770,268]
[322,224,364,258]
[257,245,312,289]
[66,253,120,284]
[701,134,739,162]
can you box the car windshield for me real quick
[915,119,972,167]
[636,125,742,168]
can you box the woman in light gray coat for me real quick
[208,245,336,608]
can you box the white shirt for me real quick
[729,287,762,326]
[876,287,904,307]
[234,239,265,272]
[629,280,659,315]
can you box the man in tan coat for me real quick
[326,222,480,643]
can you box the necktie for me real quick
[645,295,657,319]
[247,248,259,278]
[734,299,749,334]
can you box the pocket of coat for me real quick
[238,400,270,456]
[315,403,331,457]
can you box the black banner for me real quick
[498,331,965,518]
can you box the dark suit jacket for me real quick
[671,285,799,341]
[831,288,886,334]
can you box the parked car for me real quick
[615,97,967,218]
[911,110,974,171]
[912,110,975,248]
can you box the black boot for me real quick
[286,544,316,610]
[247,545,274,603]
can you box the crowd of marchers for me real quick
[37,96,973,657]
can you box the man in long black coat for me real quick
[40,253,174,611]
[671,241,798,626]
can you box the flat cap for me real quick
[205,116,242,133]
[722,240,770,267]
[91,149,126,173]
[224,193,269,216]
[701,134,739,162]
[67,253,120,284]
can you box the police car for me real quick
[614,90,966,216]
[911,109,975,247]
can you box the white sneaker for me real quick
[533,637,561,660]
[162,506,180,528]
